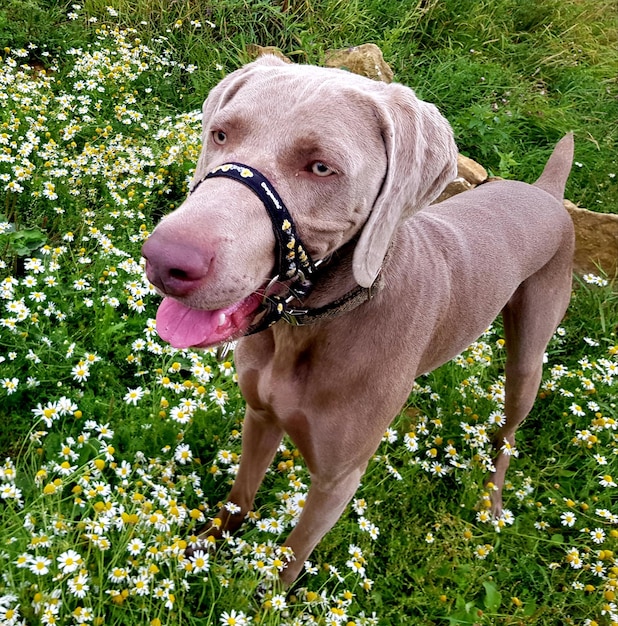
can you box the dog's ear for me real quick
[191,57,288,190]
[352,84,458,288]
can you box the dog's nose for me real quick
[141,235,213,297]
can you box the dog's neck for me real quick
[284,235,392,326]
[300,239,359,308]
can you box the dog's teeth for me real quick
[218,313,226,327]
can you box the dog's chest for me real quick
[235,328,323,420]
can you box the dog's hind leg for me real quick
[488,252,572,516]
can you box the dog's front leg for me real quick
[279,465,366,585]
[201,408,284,539]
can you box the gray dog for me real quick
[142,56,575,585]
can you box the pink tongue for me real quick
[155,296,260,349]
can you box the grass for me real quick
[0,1,617,625]
[3,0,615,208]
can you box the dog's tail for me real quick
[533,132,574,201]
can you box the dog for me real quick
[142,55,575,585]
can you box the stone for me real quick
[432,154,488,203]
[433,177,473,204]
[324,43,394,83]
[563,200,618,277]
[246,45,292,63]
[457,154,488,185]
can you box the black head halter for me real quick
[191,162,320,334]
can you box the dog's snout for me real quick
[141,236,212,297]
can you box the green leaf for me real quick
[5,227,47,255]
[483,580,502,611]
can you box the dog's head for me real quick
[142,56,457,348]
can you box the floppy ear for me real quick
[352,83,458,287]
[190,56,289,190]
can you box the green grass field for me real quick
[1,1,617,624]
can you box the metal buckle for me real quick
[216,342,233,361]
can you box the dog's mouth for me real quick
[155,293,264,349]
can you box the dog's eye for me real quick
[212,130,227,145]
[310,161,334,177]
